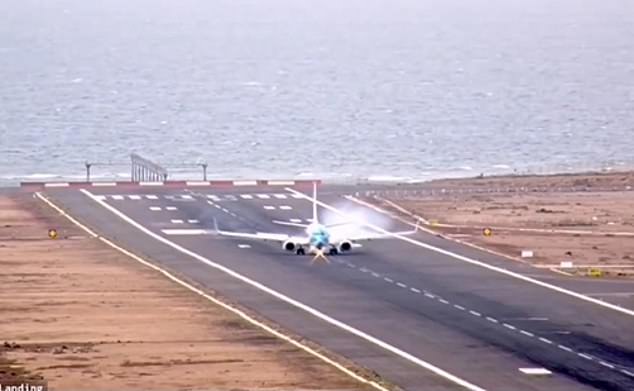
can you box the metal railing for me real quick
[130,153,168,182]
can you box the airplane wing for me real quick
[214,220,310,245]
[334,223,420,242]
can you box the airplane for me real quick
[213,183,419,258]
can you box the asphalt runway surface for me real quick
[44,184,634,391]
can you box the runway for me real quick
[45,184,634,391]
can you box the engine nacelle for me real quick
[338,240,352,252]
[283,240,296,251]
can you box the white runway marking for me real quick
[290,218,303,223]
[396,282,407,288]
[94,195,106,201]
[273,193,288,199]
[111,195,124,200]
[225,195,238,201]
[503,323,517,331]
[256,194,271,199]
[238,244,251,248]
[290,194,303,199]
[146,195,159,200]
[486,317,499,324]
[180,195,193,200]
[207,194,221,201]
[438,298,449,304]
[519,368,552,376]
[187,219,199,224]
[578,353,594,361]
[240,194,253,199]
[384,277,393,283]
[171,219,184,224]
[454,305,466,311]
[599,361,615,369]
[149,206,162,211]
[263,205,276,210]
[162,229,209,235]
[519,330,535,337]
[128,195,142,200]
[469,310,482,317]
[424,293,435,299]
[410,287,421,293]
[166,206,178,211]
[279,205,293,210]
[538,337,553,344]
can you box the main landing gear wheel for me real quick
[328,248,338,256]
[296,248,305,255]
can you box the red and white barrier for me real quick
[21,179,320,191]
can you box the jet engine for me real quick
[338,240,352,252]
[283,240,296,251]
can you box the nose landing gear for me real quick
[296,247,305,255]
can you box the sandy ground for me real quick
[0,194,374,391]
[374,171,634,277]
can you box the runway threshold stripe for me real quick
[34,193,389,391]
[298,190,634,318]
[78,188,487,391]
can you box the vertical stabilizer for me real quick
[312,181,319,224]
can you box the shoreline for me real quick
[4,167,634,189]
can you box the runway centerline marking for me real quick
[334,260,628,375]
[321,192,634,318]
[149,206,162,211]
[79,189,486,391]
[166,206,178,211]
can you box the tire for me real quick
[328,248,338,256]
[296,248,305,255]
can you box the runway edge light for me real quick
[48,228,58,239]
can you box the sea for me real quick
[1,0,633,185]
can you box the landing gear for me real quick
[328,247,338,256]
[296,247,305,255]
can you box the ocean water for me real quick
[1,0,633,185]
